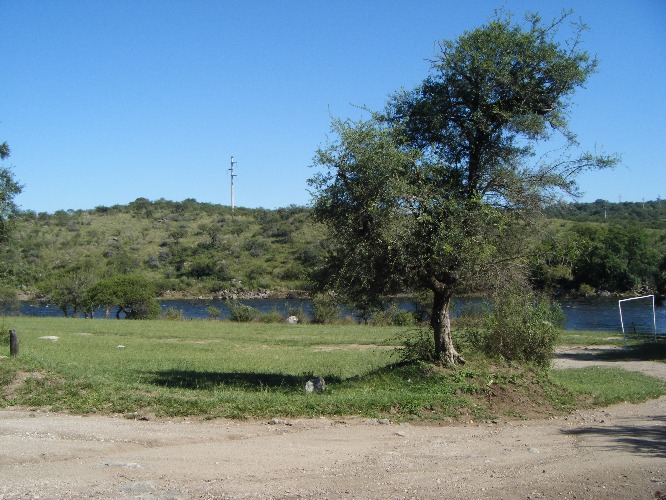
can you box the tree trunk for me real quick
[431,290,466,366]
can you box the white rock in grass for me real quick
[39,336,59,341]
[304,377,326,393]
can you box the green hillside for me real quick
[1,198,665,304]
[3,198,325,299]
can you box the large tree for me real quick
[309,12,617,365]
[37,258,102,317]
[84,274,160,319]
[0,141,23,245]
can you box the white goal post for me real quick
[618,295,657,344]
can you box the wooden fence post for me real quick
[9,329,18,357]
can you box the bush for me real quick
[471,290,562,367]
[394,328,436,364]
[311,293,340,324]
[163,307,184,320]
[286,304,307,323]
[205,305,221,320]
[227,301,258,322]
[257,309,283,323]
[391,310,416,326]
[452,301,491,329]
[371,304,415,326]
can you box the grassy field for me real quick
[1,317,664,421]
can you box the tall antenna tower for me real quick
[229,156,237,215]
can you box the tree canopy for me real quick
[0,141,23,245]
[309,11,617,365]
[84,274,160,319]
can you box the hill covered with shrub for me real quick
[1,197,665,303]
[2,198,325,300]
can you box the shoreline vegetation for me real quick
[18,288,658,304]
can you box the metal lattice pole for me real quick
[229,156,237,215]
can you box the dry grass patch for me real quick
[312,344,397,352]
[3,371,45,398]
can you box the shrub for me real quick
[286,304,307,323]
[257,309,283,323]
[227,301,258,322]
[472,289,562,367]
[311,293,340,324]
[163,307,184,320]
[391,310,416,326]
[394,328,436,364]
[452,301,491,329]
[205,305,221,320]
[0,285,19,315]
[371,304,415,326]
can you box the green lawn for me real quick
[558,328,666,348]
[1,318,663,420]
[549,367,665,406]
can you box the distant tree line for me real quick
[532,222,664,296]
[545,199,666,229]
[532,200,666,297]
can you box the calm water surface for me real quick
[16,296,665,333]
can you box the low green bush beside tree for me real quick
[257,309,283,323]
[371,304,415,327]
[163,307,185,320]
[466,289,564,367]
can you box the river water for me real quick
[14,296,666,334]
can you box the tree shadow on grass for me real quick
[555,342,666,363]
[596,342,666,362]
[144,369,344,391]
[562,415,666,458]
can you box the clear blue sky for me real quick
[2,0,664,213]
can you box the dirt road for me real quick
[1,347,664,499]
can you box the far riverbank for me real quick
[14,296,666,334]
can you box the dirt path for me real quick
[1,348,665,499]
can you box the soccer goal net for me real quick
[618,295,657,343]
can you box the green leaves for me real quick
[0,142,22,245]
[84,274,160,319]
[389,10,615,204]
[310,118,422,307]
